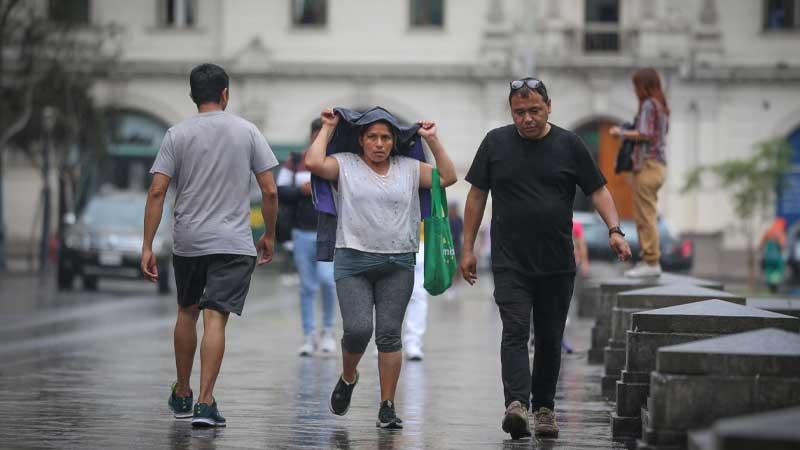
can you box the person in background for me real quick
[403,225,427,361]
[447,203,465,299]
[610,67,670,278]
[277,118,338,357]
[759,217,787,293]
[572,218,590,276]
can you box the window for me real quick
[292,0,327,27]
[410,0,444,27]
[49,0,90,25]
[764,0,800,30]
[584,0,620,52]
[163,0,196,27]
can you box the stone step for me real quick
[605,290,747,396]
[648,373,800,439]
[616,380,649,417]
[589,274,724,367]
[611,412,641,438]
[688,406,800,450]
[747,297,800,318]
[656,328,800,376]
[616,285,745,311]
[632,299,800,334]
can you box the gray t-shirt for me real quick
[150,111,278,257]
[332,152,420,254]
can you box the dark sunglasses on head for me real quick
[510,78,542,91]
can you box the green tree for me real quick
[682,137,792,289]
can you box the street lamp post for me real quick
[40,106,57,273]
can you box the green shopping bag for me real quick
[423,168,457,296]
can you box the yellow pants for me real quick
[633,159,666,265]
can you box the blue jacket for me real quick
[312,106,431,261]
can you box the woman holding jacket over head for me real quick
[610,67,670,278]
[305,107,457,429]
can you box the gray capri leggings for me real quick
[336,263,415,354]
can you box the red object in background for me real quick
[49,236,60,263]
[679,240,693,258]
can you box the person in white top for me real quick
[305,107,457,429]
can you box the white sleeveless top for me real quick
[332,152,421,253]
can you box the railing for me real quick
[583,23,621,53]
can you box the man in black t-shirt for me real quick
[461,78,631,440]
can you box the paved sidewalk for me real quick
[0,271,630,449]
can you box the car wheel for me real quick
[83,275,99,291]
[57,266,75,290]
[157,263,171,294]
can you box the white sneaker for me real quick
[298,335,316,357]
[625,262,662,278]
[319,329,337,355]
[404,343,424,361]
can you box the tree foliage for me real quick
[682,138,792,222]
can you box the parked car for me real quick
[58,192,172,292]
[574,211,694,272]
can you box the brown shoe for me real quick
[501,401,531,440]
[533,407,559,437]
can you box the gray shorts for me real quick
[173,254,256,316]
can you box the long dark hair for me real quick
[632,68,669,116]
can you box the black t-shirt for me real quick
[465,124,606,277]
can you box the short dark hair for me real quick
[189,63,229,106]
[310,118,323,134]
[508,79,550,105]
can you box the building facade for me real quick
[7,0,800,249]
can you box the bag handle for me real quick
[430,168,448,219]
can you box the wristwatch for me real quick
[608,226,625,237]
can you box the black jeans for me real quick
[494,270,574,411]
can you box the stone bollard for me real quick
[602,285,744,398]
[747,297,800,318]
[687,406,800,450]
[588,274,723,365]
[577,264,619,318]
[638,328,800,450]
[611,299,799,438]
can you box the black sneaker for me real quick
[329,371,358,416]
[167,382,193,419]
[191,401,226,428]
[376,400,403,429]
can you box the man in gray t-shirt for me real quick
[141,63,279,427]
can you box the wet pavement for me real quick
[0,268,633,449]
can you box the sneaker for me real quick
[191,401,226,428]
[404,343,424,361]
[501,400,531,440]
[167,382,193,419]
[625,262,662,278]
[533,407,559,437]
[329,371,359,416]
[298,335,316,357]
[376,400,403,429]
[319,329,337,355]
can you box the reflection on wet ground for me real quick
[0,270,633,449]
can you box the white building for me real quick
[6,0,800,251]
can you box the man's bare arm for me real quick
[460,186,489,285]
[141,173,171,281]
